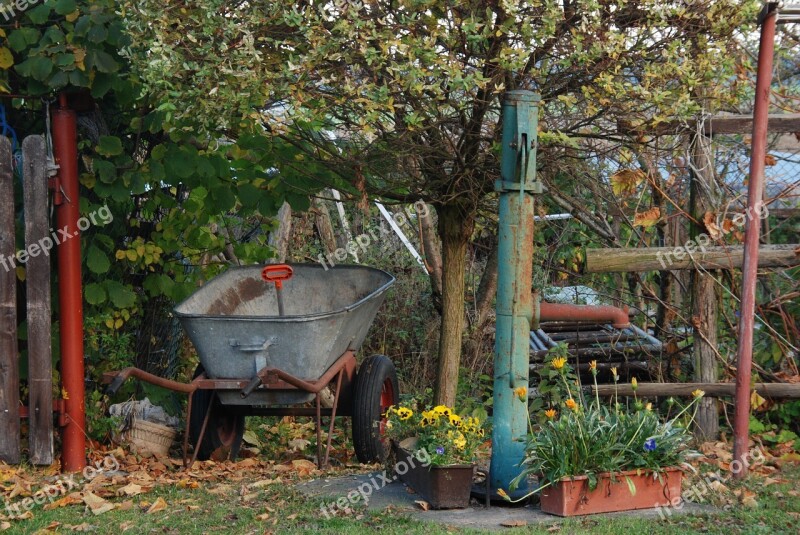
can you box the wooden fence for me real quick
[0,135,54,465]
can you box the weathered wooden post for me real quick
[689,126,720,442]
[23,135,54,465]
[0,136,20,464]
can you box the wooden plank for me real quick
[618,114,800,136]
[23,136,53,465]
[703,114,800,135]
[584,244,799,273]
[0,136,20,463]
[594,382,800,399]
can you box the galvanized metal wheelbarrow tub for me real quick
[104,264,399,468]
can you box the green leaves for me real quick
[96,136,123,157]
[93,159,116,184]
[26,4,52,25]
[104,280,136,308]
[0,47,13,70]
[55,0,78,15]
[15,56,53,81]
[85,48,118,73]
[6,0,123,95]
[86,245,110,274]
[84,283,107,305]
[7,28,40,52]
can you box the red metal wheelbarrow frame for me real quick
[103,350,357,469]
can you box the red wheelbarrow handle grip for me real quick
[261,264,293,290]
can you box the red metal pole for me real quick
[733,5,777,480]
[53,93,86,472]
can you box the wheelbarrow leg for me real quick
[323,369,344,469]
[182,395,194,469]
[315,394,323,469]
[187,391,216,469]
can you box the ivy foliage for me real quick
[3,1,321,383]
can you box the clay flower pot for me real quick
[539,467,682,516]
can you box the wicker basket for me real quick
[123,418,177,457]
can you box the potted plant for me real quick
[384,402,486,509]
[500,348,703,516]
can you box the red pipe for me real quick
[540,302,630,329]
[733,5,777,480]
[54,93,86,472]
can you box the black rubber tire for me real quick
[352,355,399,463]
[188,365,245,461]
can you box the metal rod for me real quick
[528,332,548,352]
[182,395,194,468]
[315,393,323,468]
[540,302,630,329]
[734,4,777,480]
[535,329,558,348]
[323,369,344,468]
[105,367,199,394]
[54,93,86,473]
[189,392,216,468]
[627,325,664,348]
[276,288,285,316]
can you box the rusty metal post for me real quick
[53,93,86,472]
[733,3,777,480]
[489,91,540,498]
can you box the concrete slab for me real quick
[297,471,713,531]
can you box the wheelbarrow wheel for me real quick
[352,355,399,464]
[189,365,245,461]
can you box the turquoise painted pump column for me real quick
[490,90,540,497]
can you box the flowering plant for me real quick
[384,402,486,466]
[506,351,703,499]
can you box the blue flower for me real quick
[435,446,445,455]
[644,438,657,452]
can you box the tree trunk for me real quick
[268,201,292,262]
[313,197,337,254]
[419,203,443,308]
[434,203,473,406]
[463,239,498,373]
[690,131,720,442]
[474,241,498,329]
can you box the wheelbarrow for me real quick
[104,263,398,468]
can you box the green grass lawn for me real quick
[4,453,798,535]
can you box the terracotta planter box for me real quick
[539,468,682,516]
[394,446,475,509]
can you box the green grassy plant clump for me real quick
[507,349,703,499]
